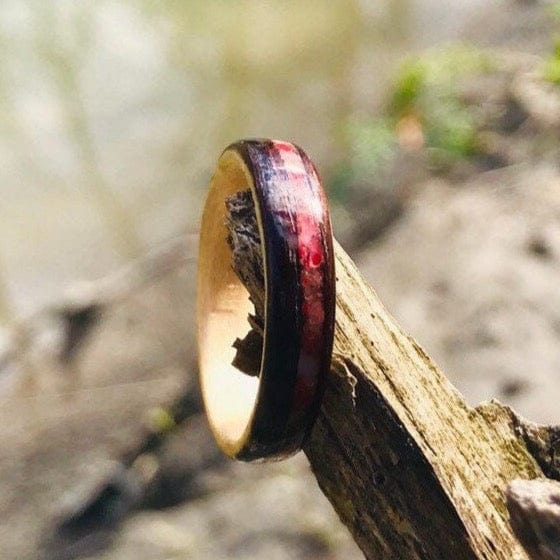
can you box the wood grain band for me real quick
[197,139,335,461]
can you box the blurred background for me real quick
[1,1,560,559]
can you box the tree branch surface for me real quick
[226,189,560,560]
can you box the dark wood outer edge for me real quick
[231,139,335,461]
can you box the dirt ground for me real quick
[1,3,560,560]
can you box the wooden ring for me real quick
[196,139,335,461]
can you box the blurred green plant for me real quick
[147,406,177,434]
[549,1,560,21]
[543,3,560,85]
[390,45,493,167]
[543,34,560,85]
[329,118,396,205]
[329,44,494,200]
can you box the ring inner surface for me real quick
[197,149,261,456]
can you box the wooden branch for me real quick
[226,190,559,560]
[225,192,264,377]
[507,479,560,560]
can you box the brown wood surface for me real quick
[227,190,560,560]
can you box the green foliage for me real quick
[328,45,493,199]
[390,45,492,168]
[327,118,397,203]
[542,3,560,85]
[327,163,355,205]
[390,60,425,118]
[390,45,492,118]
[147,406,176,434]
[348,117,397,178]
[543,35,560,85]
[423,94,479,160]
[549,2,560,21]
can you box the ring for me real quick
[197,139,335,461]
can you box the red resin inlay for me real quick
[228,138,335,459]
[266,141,330,414]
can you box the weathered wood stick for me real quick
[226,190,560,560]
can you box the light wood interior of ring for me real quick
[197,149,262,457]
